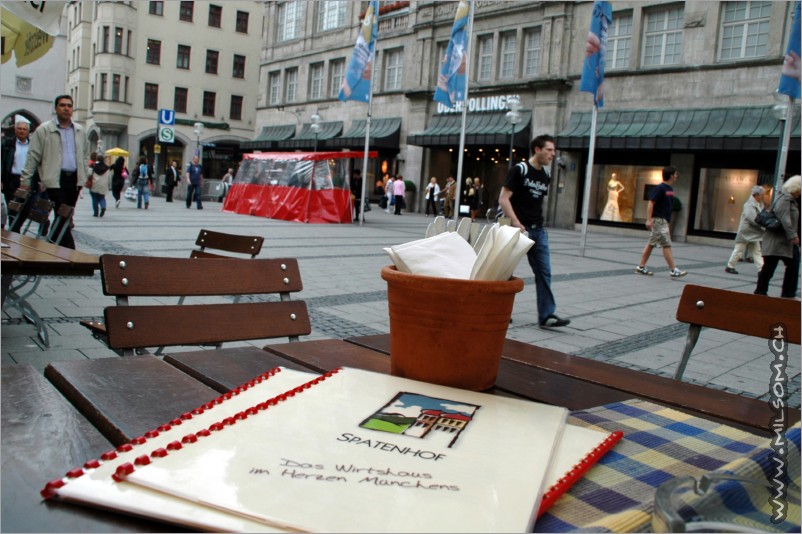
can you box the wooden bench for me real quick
[674,284,801,380]
[81,229,265,350]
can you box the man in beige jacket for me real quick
[20,94,89,249]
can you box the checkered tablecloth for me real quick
[535,399,801,533]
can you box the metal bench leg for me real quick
[5,289,50,347]
[674,324,701,380]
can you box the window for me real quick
[643,5,684,67]
[606,13,632,70]
[112,74,120,101]
[233,54,246,78]
[523,28,542,76]
[102,26,110,53]
[500,33,516,79]
[318,1,346,32]
[230,95,243,121]
[269,71,281,105]
[146,39,161,65]
[384,49,403,91]
[99,73,107,100]
[177,44,190,69]
[149,1,163,16]
[310,63,324,99]
[124,76,129,102]
[285,68,298,103]
[208,4,222,28]
[174,87,188,113]
[202,91,216,116]
[144,83,158,109]
[477,35,493,80]
[719,1,771,60]
[179,1,194,22]
[114,27,123,54]
[236,10,249,33]
[205,50,219,74]
[278,1,303,42]
[694,167,766,232]
[330,59,344,97]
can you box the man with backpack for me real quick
[498,134,570,328]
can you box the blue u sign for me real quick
[158,109,175,125]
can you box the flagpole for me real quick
[359,57,377,226]
[453,0,474,223]
[773,96,796,197]
[579,104,598,257]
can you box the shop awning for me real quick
[281,121,343,150]
[240,124,296,150]
[327,117,401,149]
[407,111,531,147]
[555,106,801,151]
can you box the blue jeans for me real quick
[136,180,150,208]
[525,226,556,324]
[186,183,203,209]
[90,192,106,216]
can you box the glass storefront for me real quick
[693,168,762,233]
[589,164,665,223]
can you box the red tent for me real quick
[222,151,376,223]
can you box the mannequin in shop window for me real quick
[600,174,625,222]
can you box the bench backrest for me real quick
[190,228,264,259]
[100,254,310,352]
[677,284,800,343]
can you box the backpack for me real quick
[137,164,149,182]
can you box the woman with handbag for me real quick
[89,155,111,217]
[110,156,126,208]
[755,175,801,298]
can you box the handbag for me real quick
[755,209,782,231]
[84,176,93,189]
[124,185,137,201]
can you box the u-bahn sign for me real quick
[158,109,175,143]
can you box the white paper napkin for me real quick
[384,231,476,279]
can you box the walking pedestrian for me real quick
[385,176,395,213]
[351,168,363,222]
[755,175,801,298]
[474,177,488,220]
[498,134,570,328]
[88,154,111,217]
[424,177,440,217]
[443,176,456,218]
[185,155,203,210]
[164,160,180,202]
[393,174,406,215]
[134,156,152,209]
[725,185,765,274]
[20,94,89,249]
[111,156,126,207]
[2,115,31,205]
[634,166,687,278]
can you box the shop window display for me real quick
[590,165,664,223]
[694,168,761,233]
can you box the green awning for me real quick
[327,117,401,149]
[555,106,800,151]
[407,111,531,147]
[281,121,343,150]
[240,124,296,150]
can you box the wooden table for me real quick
[3,337,797,532]
[1,230,99,346]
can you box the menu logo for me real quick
[359,392,480,448]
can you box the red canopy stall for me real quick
[222,151,376,223]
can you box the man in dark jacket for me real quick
[164,160,180,202]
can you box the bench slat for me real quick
[677,284,801,344]
[195,229,264,257]
[45,356,220,446]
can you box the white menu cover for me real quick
[126,367,568,533]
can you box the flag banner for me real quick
[339,0,379,103]
[779,0,801,99]
[434,0,470,108]
[2,1,66,36]
[579,0,612,108]
[0,7,56,66]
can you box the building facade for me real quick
[65,0,262,180]
[252,0,799,241]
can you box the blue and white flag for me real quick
[779,0,801,99]
[579,0,612,108]
[339,0,379,103]
[433,1,470,108]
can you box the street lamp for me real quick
[505,96,522,170]
[193,122,204,165]
[310,113,322,153]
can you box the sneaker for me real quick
[634,266,653,276]
[670,268,688,278]
[100,208,106,218]
[724,267,738,274]
[540,314,571,328]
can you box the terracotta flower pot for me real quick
[381,265,524,391]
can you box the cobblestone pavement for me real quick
[2,195,799,408]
